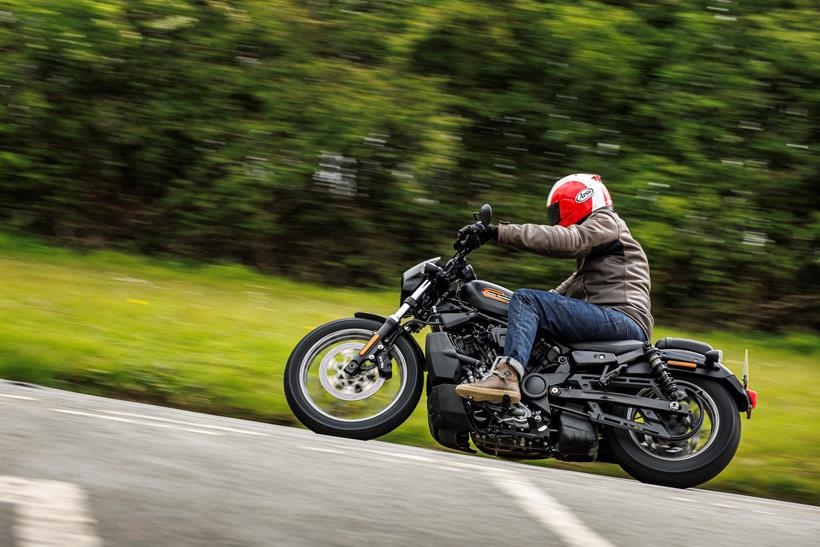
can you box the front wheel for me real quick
[284,318,423,440]
[608,375,741,488]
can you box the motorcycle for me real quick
[284,204,756,487]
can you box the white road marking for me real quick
[0,393,38,401]
[437,464,473,474]
[301,446,343,454]
[486,467,614,547]
[710,502,738,509]
[0,476,101,547]
[668,496,691,502]
[51,408,220,436]
[443,461,491,472]
[354,447,435,463]
[100,410,269,436]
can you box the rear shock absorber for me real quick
[644,342,686,401]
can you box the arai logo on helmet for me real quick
[575,188,594,203]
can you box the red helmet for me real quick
[547,173,613,227]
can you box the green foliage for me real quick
[0,1,817,330]
[0,234,818,503]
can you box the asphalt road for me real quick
[0,380,817,547]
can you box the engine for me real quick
[470,401,552,459]
[448,324,499,379]
[426,324,598,461]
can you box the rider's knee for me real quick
[511,288,534,303]
[513,288,558,301]
[511,288,543,307]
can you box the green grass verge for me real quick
[0,233,817,504]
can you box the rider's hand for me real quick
[481,223,499,243]
[455,223,498,250]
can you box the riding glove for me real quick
[457,223,498,249]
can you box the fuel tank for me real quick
[459,280,513,317]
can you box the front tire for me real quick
[284,318,423,440]
[608,375,741,488]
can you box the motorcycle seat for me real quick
[568,340,645,355]
[655,337,713,355]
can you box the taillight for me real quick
[746,389,757,409]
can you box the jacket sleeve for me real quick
[553,272,576,295]
[497,211,620,258]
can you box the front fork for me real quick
[343,279,432,379]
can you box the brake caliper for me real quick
[375,351,392,380]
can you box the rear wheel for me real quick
[284,318,423,440]
[608,375,741,488]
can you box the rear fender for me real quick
[626,360,751,412]
[354,312,425,370]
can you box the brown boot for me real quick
[455,359,521,404]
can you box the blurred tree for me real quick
[0,0,817,331]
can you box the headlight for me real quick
[400,257,440,303]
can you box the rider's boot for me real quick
[455,356,523,404]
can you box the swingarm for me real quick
[550,387,688,414]
[550,386,704,442]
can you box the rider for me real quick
[455,174,652,404]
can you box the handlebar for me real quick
[446,235,477,277]
[447,203,493,275]
[453,237,474,253]
[453,220,486,253]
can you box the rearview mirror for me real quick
[477,203,493,226]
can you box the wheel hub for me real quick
[628,383,718,461]
[319,342,384,401]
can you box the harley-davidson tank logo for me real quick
[481,288,511,304]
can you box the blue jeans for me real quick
[505,288,646,368]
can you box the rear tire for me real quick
[608,375,741,488]
[284,317,423,440]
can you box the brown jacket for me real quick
[497,208,653,339]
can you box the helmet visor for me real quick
[547,202,561,226]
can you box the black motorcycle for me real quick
[284,205,755,487]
